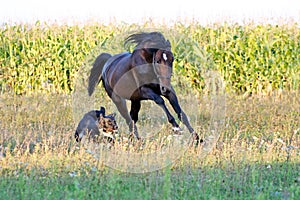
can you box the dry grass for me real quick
[0,91,299,170]
[0,90,299,198]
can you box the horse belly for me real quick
[112,76,139,100]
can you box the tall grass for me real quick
[0,21,299,95]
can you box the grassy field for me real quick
[0,91,299,199]
[0,21,300,199]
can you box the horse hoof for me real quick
[172,127,183,134]
[129,132,140,141]
[190,132,204,147]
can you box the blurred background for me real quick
[1,0,299,25]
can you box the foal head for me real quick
[125,32,174,95]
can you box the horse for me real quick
[88,32,199,143]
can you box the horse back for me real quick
[102,52,131,77]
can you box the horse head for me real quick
[152,49,174,95]
[126,32,174,95]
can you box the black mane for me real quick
[125,32,171,51]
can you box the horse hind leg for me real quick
[130,100,141,123]
[111,94,140,139]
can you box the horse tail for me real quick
[88,53,112,96]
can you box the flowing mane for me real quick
[124,32,171,51]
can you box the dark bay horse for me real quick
[88,32,199,142]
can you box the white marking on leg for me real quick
[172,127,182,132]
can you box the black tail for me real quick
[88,53,112,96]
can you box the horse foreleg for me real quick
[140,88,179,130]
[156,97,180,129]
[166,93,201,145]
[165,91,195,134]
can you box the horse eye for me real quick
[156,60,160,64]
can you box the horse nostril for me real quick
[161,86,167,94]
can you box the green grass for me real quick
[0,163,299,199]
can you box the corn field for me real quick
[0,21,299,95]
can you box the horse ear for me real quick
[154,49,163,60]
[166,40,171,50]
[140,48,154,63]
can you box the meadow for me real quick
[0,21,299,199]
